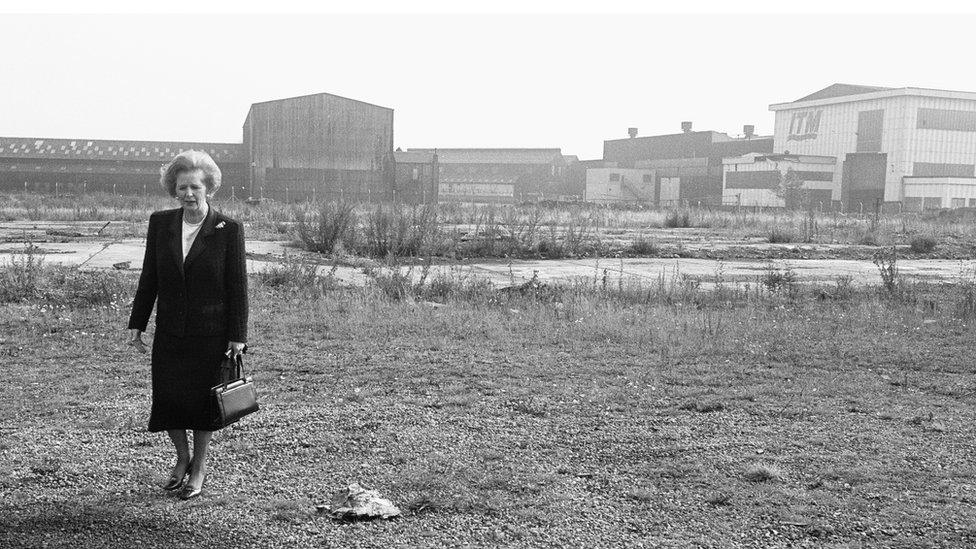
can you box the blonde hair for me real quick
[160,150,222,197]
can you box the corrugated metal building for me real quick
[0,137,244,195]
[393,150,438,205]
[406,148,566,204]
[602,125,773,206]
[767,83,976,211]
[243,92,394,202]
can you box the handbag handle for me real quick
[222,353,247,379]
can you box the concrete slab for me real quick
[0,236,972,289]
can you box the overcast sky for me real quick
[1,6,974,159]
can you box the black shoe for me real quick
[162,459,192,491]
[178,482,204,500]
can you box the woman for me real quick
[127,150,248,501]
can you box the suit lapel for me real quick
[183,206,217,272]
[166,208,184,278]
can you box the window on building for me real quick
[412,167,419,181]
[922,197,943,210]
[609,173,620,182]
[903,197,923,212]
[951,198,966,209]
[917,108,976,132]
[970,198,976,208]
[913,162,975,177]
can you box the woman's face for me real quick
[175,170,209,216]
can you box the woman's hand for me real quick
[128,329,148,354]
[227,341,246,359]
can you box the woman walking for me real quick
[128,150,248,500]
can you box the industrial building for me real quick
[393,149,438,204]
[722,153,836,209]
[244,92,394,203]
[584,167,654,204]
[0,91,394,202]
[406,148,567,204]
[602,124,773,206]
[0,137,243,195]
[726,83,976,210]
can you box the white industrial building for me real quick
[584,168,655,204]
[722,83,976,210]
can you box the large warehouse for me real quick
[724,83,976,210]
[0,91,394,201]
[0,138,244,195]
[243,93,394,202]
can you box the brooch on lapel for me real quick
[215,221,226,229]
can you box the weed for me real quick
[909,234,938,254]
[704,492,731,506]
[767,226,795,243]
[628,236,659,256]
[743,462,784,483]
[679,399,725,413]
[664,210,692,229]
[760,264,797,294]
[255,251,320,291]
[0,243,45,302]
[859,231,880,246]
[296,201,357,254]
[873,247,898,294]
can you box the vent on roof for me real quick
[681,121,693,133]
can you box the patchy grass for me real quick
[3,247,976,546]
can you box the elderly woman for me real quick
[127,150,248,500]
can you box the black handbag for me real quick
[211,353,259,428]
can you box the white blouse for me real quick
[181,217,204,261]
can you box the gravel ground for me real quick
[3,286,976,548]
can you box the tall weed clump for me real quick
[296,201,357,254]
[359,205,444,258]
[909,234,938,254]
[767,226,795,243]
[0,244,45,302]
[664,210,692,229]
[0,246,130,307]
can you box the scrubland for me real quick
[2,245,976,547]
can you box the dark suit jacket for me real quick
[127,207,248,342]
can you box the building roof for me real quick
[723,152,837,165]
[604,130,731,146]
[394,151,435,163]
[772,83,976,110]
[0,137,243,163]
[794,83,892,102]
[407,148,563,164]
[248,91,393,112]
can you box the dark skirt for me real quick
[148,331,226,432]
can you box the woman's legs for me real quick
[164,429,191,486]
[187,430,213,489]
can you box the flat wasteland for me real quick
[2,194,976,548]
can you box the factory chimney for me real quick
[627,127,638,138]
[743,125,755,139]
[681,121,693,133]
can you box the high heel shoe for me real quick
[178,481,204,500]
[179,459,204,500]
[162,458,193,491]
